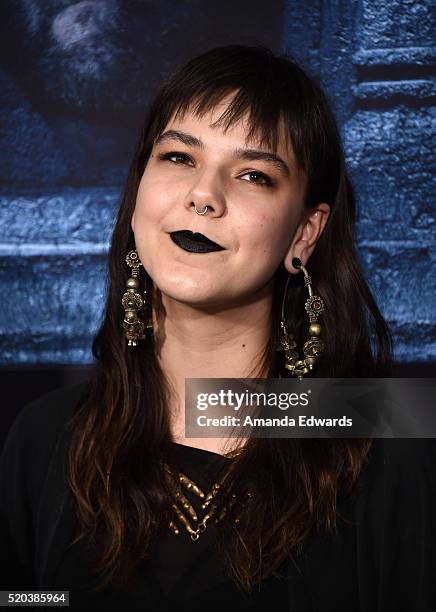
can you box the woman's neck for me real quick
[151,284,273,452]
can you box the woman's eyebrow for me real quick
[154,129,291,178]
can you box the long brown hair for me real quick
[66,45,394,593]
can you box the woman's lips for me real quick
[169,233,225,253]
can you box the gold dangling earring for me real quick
[122,249,153,347]
[278,257,326,379]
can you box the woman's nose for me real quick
[184,169,226,217]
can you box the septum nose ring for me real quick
[194,204,209,215]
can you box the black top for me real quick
[0,381,435,611]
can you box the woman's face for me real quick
[132,97,312,309]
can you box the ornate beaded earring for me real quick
[278,257,326,379]
[122,249,153,346]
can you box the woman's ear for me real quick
[131,210,136,233]
[283,203,330,274]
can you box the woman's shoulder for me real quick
[345,437,436,539]
[7,380,89,448]
[20,379,90,423]
[362,437,436,485]
[345,437,436,511]
[0,379,90,472]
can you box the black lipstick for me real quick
[169,230,225,253]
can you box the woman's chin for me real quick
[156,284,233,310]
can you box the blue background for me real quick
[0,0,434,367]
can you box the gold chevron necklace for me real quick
[165,448,252,541]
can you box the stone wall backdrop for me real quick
[283,0,435,367]
[0,1,434,433]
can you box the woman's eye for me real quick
[157,153,273,188]
[159,151,193,165]
[240,171,274,188]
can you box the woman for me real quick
[0,45,435,611]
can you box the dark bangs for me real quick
[138,45,342,208]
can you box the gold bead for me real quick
[126,277,139,289]
[308,323,321,336]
